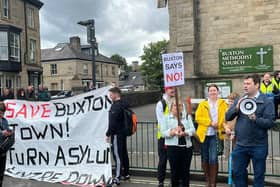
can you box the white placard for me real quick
[162,52,185,87]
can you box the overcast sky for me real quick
[39,0,169,63]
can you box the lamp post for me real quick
[78,19,97,89]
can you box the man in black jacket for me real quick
[106,87,129,186]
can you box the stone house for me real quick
[0,0,43,95]
[119,61,145,91]
[41,36,120,92]
[158,0,280,98]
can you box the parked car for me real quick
[51,90,73,100]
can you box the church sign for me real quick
[219,46,273,74]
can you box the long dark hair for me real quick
[207,84,219,92]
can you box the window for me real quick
[0,29,21,62]
[112,66,116,76]
[9,32,20,62]
[2,0,9,18]
[50,64,57,75]
[60,79,64,90]
[27,8,35,28]
[96,64,100,75]
[51,83,58,90]
[105,65,108,76]
[0,31,8,60]
[5,76,12,88]
[29,39,36,63]
[83,64,88,75]
[16,76,20,89]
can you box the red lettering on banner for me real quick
[31,105,40,118]
[166,72,183,82]
[41,104,51,118]
[15,104,27,118]
[4,102,51,119]
[5,102,16,118]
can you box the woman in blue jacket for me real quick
[161,98,195,187]
[0,102,13,187]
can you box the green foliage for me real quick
[110,54,132,72]
[140,40,168,90]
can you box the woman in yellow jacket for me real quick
[195,84,227,187]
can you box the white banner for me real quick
[4,86,112,187]
[162,52,185,87]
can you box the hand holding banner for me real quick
[4,86,112,186]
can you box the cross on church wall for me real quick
[256,48,268,65]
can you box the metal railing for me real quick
[126,121,280,177]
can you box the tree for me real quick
[110,54,132,72]
[140,40,168,90]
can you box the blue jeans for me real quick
[232,145,268,187]
[201,135,218,164]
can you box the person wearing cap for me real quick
[155,86,175,187]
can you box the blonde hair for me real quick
[227,92,239,100]
[169,98,183,113]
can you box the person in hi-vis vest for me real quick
[260,73,274,100]
[155,86,175,187]
[272,71,280,118]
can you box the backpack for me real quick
[123,107,138,136]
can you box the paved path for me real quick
[3,176,232,187]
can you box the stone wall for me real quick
[122,90,161,107]
[167,0,280,98]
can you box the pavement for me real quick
[3,175,231,187]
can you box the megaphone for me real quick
[239,98,257,115]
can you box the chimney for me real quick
[69,36,81,51]
[132,61,139,72]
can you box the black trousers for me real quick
[157,138,167,183]
[111,134,129,179]
[0,154,6,187]
[167,146,193,187]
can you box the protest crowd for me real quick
[0,72,278,187]
[106,72,277,187]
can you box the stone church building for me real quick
[158,0,280,98]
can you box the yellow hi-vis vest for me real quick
[272,77,280,90]
[157,104,169,139]
[260,81,273,95]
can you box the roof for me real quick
[41,43,119,65]
[119,72,145,87]
[81,44,91,49]
[24,0,44,9]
